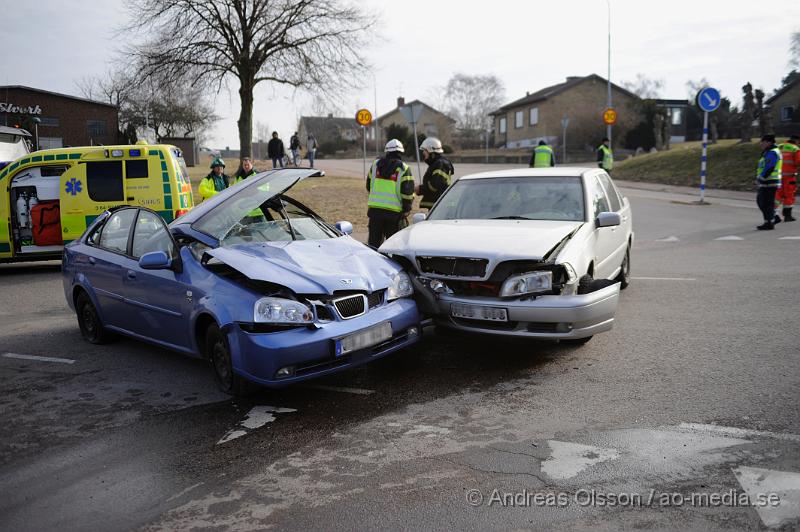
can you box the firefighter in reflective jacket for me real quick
[776,134,799,222]
[597,137,613,173]
[199,157,230,201]
[529,140,555,168]
[366,139,414,247]
[755,134,782,230]
[417,137,454,210]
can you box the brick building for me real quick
[377,97,456,147]
[766,77,800,137]
[0,85,118,149]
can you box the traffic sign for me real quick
[602,108,617,126]
[697,87,721,112]
[356,108,372,126]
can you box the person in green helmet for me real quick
[199,157,230,201]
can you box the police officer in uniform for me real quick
[597,137,613,174]
[366,139,414,247]
[198,157,230,201]
[529,140,555,168]
[416,137,454,210]
[755,134,783,230]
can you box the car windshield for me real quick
[428,176,585,222]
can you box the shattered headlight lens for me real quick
[387,271,413,301]
[499,271,552,297]
[254,297,313,324]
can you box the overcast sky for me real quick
[2,0,798,148]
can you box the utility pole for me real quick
[606,0,612,145]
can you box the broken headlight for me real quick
[387,271,413,301]
[254,297,313,324]
[499,271,552,297]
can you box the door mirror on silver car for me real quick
[412,212,426,224]
[335,221,353,235]
[596,212,622,227]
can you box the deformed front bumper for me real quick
[424,283,620,339]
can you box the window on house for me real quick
[781,106,795,122]
[86,119,107,137]
[39,117,59,127]
[529,107,539,125]
[671,108,683,125]
[499,117,507,134]
[515,111,523,129]
[424,123,438,137]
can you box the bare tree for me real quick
[622,73,664,99]
[790,29,800,68]
[740,83,756,143]
[685,77,710,101]
[122,0,372,158]
[443,74,505,133]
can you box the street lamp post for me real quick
[32,117,41,151]
[605,0,612,145]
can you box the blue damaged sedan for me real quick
[63,169,420,394]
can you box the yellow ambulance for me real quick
[0,143,194,263]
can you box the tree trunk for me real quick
[238,76,254,158]
[710,115,719,144]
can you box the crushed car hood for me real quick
[206,236,401,295]
[380,219,584,262]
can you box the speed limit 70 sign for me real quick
[356,109,372,126]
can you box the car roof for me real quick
[458,167,600,180]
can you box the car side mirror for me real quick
[139,250,172,270]
[596,212,621,227]
[412,212,426,224]
[335,221,353,235]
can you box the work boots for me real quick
[773,214,782,224]
[757,221,775,230]
[783,207,796,222]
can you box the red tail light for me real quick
[175,209,190,218]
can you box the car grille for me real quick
[417,256,488,278]
[367,290,384,308]
[333,294,367,319]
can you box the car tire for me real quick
[76,292,111,344]
[616,245,631,289]
[206,323,253,396]
[562,336,593,345]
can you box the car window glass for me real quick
[125,159,148,179]
[598,174,621,211]
[98,209,136,254]
[86,161,124,201]
[591,177,611,219]
[131,210,176,259]
[220,196,337,246]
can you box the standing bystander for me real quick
[267,132,285,169]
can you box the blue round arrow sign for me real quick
[697,87,721,112]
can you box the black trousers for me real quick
[367,209,401,248]
[756,187,777,222]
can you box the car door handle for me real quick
[126,270,137,280]
[88,257,96,265]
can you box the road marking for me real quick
[778,236,800,240]
[217,405,297,445]
[404,425,451,437]
[541,440,619,480]
[303,384,376,395]
[715,235,744,240]
[655,235,680,242]
[734,466,800,528]
[1,352,75,364]
[631,276,697,281]
[678,423,800,443]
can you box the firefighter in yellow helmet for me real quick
[366,139,414,247]
[416,136,454,210]
[198,157,230,201]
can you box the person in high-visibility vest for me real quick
[775,134,799,222]
[529,140,555,168]
[417,136,454,210]
[755,134,783,230]
[198,157,230,201]
[596,137,613,173]
[233,157,258,183]
[366,139,414,247]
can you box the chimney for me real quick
[566,76,581,81]
[526,91,530,96]
[397,96,405,108]
[327,113,333,118]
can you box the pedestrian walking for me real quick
[776,134,799,222]
[233,157,258,183]
[267,132,285,168]
[530,140,555,168]
[416,137,454,210]
[198,157,230,201]
[597,137,613,174]
[307,133,318,168]
[366,139,414,247]
[755,134,783,230]
[289,132,301,166]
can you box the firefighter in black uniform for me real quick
[416,137,454,210]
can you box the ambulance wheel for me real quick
[206,323,253,396]
[76,292,111,344]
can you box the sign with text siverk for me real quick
[0,103,43,115]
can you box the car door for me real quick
[588,175,619,280]
[122,209,191,349]
[84,208,138,329]
[597,173,630,274]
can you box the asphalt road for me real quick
[1,184,799,531]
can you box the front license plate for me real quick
[451,303,508,322]
[335,321,393,356]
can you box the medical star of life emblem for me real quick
[65,178,82,196]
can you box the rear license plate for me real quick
[335,321,393,356]
[451,303,508,322]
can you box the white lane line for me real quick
[631,277,697,281]
[303,384,376,395]
[715,235,744,240]
[2,353,75,364]
[216,405,297,445]
[778,236,800,240]
[655,235,680,242]
[679,423,800,443]
[734,466,800,528]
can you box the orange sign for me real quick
[603,108,618,125]
[356,108,372,126]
